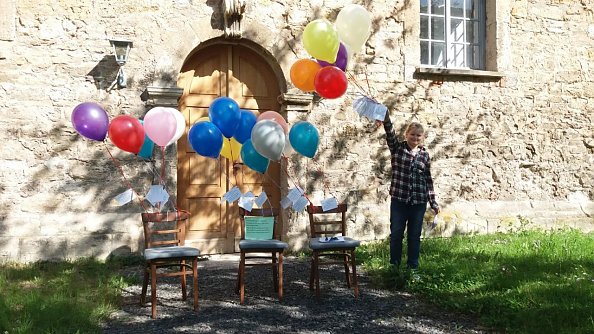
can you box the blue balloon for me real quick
[289,121,319,158]
[188,121,224,159]
[138,120,155,160]
[240,140,270,174]
[208,97,241,138]
[233,109,257,144]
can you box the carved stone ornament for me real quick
[222,0,246,38]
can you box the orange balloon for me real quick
[290,59,322,92]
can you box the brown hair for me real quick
[405,122,425,134]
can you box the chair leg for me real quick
[351,250,359,298]
[150,263,158,319]
[314,252,321,298]
[343,251,351,288]
[278,252,284,301]
[140,266,149,305]
[181,260,187,301]
[192,258,199,311]
[309,256,315,291]
[236,256,241,294]
[239,251,246,305]
[272,252,279,292]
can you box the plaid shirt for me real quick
[383,117,438,210]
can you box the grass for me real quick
[358,229,594,334]
[0,256,141,334]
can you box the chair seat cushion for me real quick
[144,246,201,261]
[239,239,288,250]
[309,237,360,250]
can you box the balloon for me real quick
[289,121,319,158]
[233,109,257,144]
[240,139,270,174]
[335,4,372,52]
[314,66,348,99]
[144,107,177,147]
[317,43,348,71]
[108,115,145,154]
[138,120,155,160]
[251,120,286,161]
[166,108,186,146]
[257,111,288,134]
[209,97,241,138]
[302,19,340,63]
[220,137,242,161]
[188,121,224,159]
[71,102,109,141]
[290,59,321,92]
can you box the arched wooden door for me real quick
[177,43,282,254]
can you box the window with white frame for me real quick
[420,0,486,69]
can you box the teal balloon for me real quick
[240,139,270,174]
[138,120,155,160]
[289,121,319,158]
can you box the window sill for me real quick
[415,67,504,79]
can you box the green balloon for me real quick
[302,19,340,63]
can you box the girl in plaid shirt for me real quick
[380,113,440,269]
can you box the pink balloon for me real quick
[143,107,177,147]
[257,111,288,134]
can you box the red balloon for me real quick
[314,66,348,99]
[108,115,145,154]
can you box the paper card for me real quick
[244,216,274,240]
[353,96,387,121]
[222,186,242,203]
[238,192,255,212]
[321,197,338,212]
[287,187,304,204]
[280,196,292,209]
[254,191,268,208]
[146,185,169,206]
[113,189,135,206]
[292,195,309,213]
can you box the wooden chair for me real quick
[237,207,288,304]
[140,210,200,319]
[306,204,360,298]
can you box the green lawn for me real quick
[358,229,594,334]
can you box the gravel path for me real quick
[103,255,495,334]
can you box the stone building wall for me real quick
[0,0,592,262]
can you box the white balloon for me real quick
[335,4,372,53]
[283,134,294,156]
[166,108,186,146]
[251,120,286,161]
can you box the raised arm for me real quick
[382,112,398,154]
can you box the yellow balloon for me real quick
[220,137,242,161]
[302,19,339,63]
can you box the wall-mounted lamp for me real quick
[109,38,133,88]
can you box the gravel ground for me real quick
[103,255,496,334]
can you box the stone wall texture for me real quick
[0,0,592,262]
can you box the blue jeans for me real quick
[390,200,427,269]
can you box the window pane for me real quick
[451,18,464,42]
[431,0,445,15]
[431,42,445,66]
[421,41,429,65]
[450,0,464,17]
[466,45,479,68]
[450,43,465,67]
[431,17,444,40]
[466,20,478,43]
[420,0,429,13]
[466,0,479,19]
[420,16,429,39]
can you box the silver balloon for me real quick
[251,119,286,161]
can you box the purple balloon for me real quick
[71,102,109,141]
[317,43,348,71]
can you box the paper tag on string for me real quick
[221,186,241,203]
[113,189,136,206]
[353,96,387,121]
[146,185,169,206]
[280,197,292,209]
[287,187,304,204]
[292,196,309,213]
[255,191,268,208]
[238,192,255,212]
[321,197,338,212]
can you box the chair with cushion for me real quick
[237,207,288,304]
[140,210,200,318]
[306,204,360,298]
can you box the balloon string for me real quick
[347,71,376,100]
[279,156,313,206]
[159,146,166,186]
[104,143,148,212]
[141,159,178,212]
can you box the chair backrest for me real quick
[239,207,281,241]
[141,210,190,249]
[306,204,348,238]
